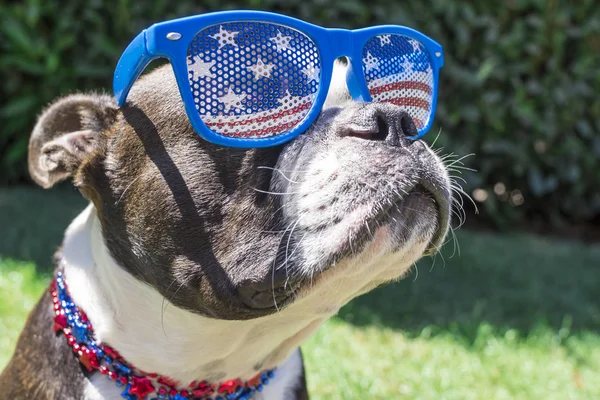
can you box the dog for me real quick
[0,59,451,399]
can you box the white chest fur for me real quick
[61,204,425,399]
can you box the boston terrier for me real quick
[0,58,451,399]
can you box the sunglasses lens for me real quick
[362,34,434,132]
[187,22,321,139]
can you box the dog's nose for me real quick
[338,103,418,146]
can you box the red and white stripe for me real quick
[201,95,314,138]
[367,70,433,129]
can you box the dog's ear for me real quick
[28,94,118,188]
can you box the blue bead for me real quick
[121,384,137,399]
[105,356,113,363]
[261,377,269,385]
[114,362,132,375]
[72,324,89,342]
[267,370,274,378]
[173,395,187,400]
[256,384,263,392]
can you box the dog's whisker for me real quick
[257,166,301,184]
[251,188,303,196]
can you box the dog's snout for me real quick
[338,103,418,146]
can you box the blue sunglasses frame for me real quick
[114,10,444,148]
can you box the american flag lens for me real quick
[187,22,321,139]
[362,34,434,130]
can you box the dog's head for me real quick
[29,61,451,320]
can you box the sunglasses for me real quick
[114,10,444,148]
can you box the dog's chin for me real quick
[324,189,437,264]
[304,187,439,275]
[238,188,441,313]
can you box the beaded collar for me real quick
[50,269,275,400]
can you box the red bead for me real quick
[100,366,108,375]
[218,379,243,394]
[192,382,215,397]
[188,380,197,388]
[120,376,128,384]
[79,310,89,323]
[104,346,119,359]
[148,372,158,378]
[79,348,99,372]
[108,371,118,380]
[247,373,262,387]
[158,376,179,388]
[53,303,60,311]
[180,390,189,397]
[53,314,68,333]
[128,376,155,399]
[72,344,80,353]
[158,387,168,395]
[169,389,177,397]
[67,336,76,346]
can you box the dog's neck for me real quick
[60,204,324,384]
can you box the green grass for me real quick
[1,186,599,399]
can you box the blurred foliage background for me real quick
[1,0,599,230]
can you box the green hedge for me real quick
[1,0,599,228]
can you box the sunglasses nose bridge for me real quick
[326,29,354,59]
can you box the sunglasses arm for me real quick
[113,30,158,106]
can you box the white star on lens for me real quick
[408,39,421,52]
[246,57,275,80]
[401,57,414,74]
[378,34,392,46]
[363,51,379,72]
[269,31,294,52]
[209,26,239,49]
[187,55,216,79]
[218,87,248,113]
[302,63,320,83]
[277,90,296,106]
